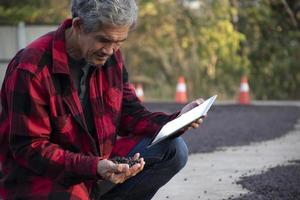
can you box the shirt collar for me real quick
[52,19,73,74]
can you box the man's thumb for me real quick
[112,163,129,173]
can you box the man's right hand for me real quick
[97,153,145,184]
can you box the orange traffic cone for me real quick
[239,75,250,104]
[175,76,187,103]
[135,83,144,102]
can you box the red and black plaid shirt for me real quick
[0,19,177,199]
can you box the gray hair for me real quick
[71,0,138,32]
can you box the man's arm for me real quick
[7,69,100,185]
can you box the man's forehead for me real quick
[94,25,129,40]
[97,24,129,34]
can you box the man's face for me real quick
[77,24,129,66]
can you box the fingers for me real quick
[188,115,207,130]
[109,172,127,184]
[97,159,130,184]
[190,122,200,129]
[139,158,145,170]
[130,157,145,174]
[112,163,130,173]
[106,155,145,184]
[133,153,140,160]
[125,161,145,182]
[190,98,204,108]
[179,98,205,116]
[196,118,203,124]
[195,98,204,105]
[106,164,130,184]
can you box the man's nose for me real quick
[102,42,118,55]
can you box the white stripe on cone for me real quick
[177,83,186,93]
[136,88,144,97]
[240,83,249,92]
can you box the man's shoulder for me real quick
[14,32,55,75]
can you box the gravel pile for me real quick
[233,160,300,200]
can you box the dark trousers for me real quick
[97,137,188,200]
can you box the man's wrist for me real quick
[96,159,105,179]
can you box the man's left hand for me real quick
[179,98,206,130]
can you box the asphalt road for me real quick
[145,102,300,200]
[145,103,300,153]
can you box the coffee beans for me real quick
[111,156,141,167]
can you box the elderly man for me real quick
[0,0,204,199]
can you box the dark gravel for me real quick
[145,103,300,154]
[145,103,300,200]
[233,160,300,200]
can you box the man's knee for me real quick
[127,136,188,173]
[168,137,189,173]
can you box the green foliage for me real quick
[124,0,300,100]
[237,0,300,100]
[0,0,70,24]
[0,0,299,100]
[124,0,247,100]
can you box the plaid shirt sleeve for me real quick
[6,68,100,185]
[118,67,179,137]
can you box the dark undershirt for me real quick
[68,55,96,135]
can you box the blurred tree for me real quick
[0,0,298,100]
[0,0,70,24]
[123,0,247,100]
[235,0,300,100]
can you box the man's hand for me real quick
[179,98,207,130]
[97,153,145,184]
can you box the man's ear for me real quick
[72,17,83,34]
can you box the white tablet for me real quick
[148,95,217,148]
